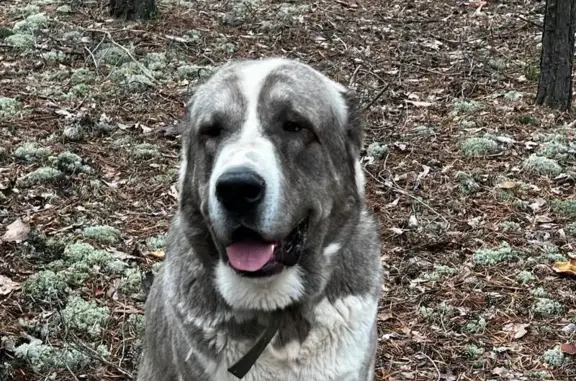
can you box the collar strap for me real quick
[227,312,282,379]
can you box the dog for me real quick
[137,57,383,381]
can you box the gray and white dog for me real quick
[137,57,383,381]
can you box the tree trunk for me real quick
[535,0,576,110]
[110,0,157,21]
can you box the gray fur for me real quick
[137,58,383,381]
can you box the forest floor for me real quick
[1,0,576,380]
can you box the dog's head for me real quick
[178,58,366,311]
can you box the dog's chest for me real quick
[214,295,377,381]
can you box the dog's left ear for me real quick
[341,89,364,159]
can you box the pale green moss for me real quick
[0,96,23,119]
[55,151,91,174]
[126,314,145,336]
[60,296,110,338]
[537,141,573,161]
[21,270,69,302]
[70,68,94,85]
[367,142,388,159]
[464,317,487,333]
[83,225,121,244]
[567,222,576,237]
[63,242,126,274]
[473,242,519,265]
[4,33,36,50]
[14,142,52,162]
[41,50,66,63]
[543,347,566,367]
[503,91,523,101]
[95,44,132,66]
[132,143,160,159]
[62,124,84,141]
[13,13,49,34]
[531,287,548,298]
[146,235,165,250]
[456,171,480,194]
[17,167,63,187]
[464,344,484,359]
[422,265,458,281]
[452,99,483,114]
[516,270,534,284]
[522,155,562,177]
[120,267,142,295]
[14,339,91,373]
[551,199,576,218]
[499,221,521,232]
[534,297,563,316]
[67,83,91,99]
[460,137,500,156]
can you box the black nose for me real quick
[216,168,266,214]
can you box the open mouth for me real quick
[225,216,310,278]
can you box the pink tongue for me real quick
[226,241,275,272]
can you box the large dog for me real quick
[137,57,383,381]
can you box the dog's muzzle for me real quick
[213,167,309,278]
[215,166,266,215]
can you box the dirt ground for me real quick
[1,0,576,380]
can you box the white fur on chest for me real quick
[212,294,378,381]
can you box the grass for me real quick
[1,0,576,380]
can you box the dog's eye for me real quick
[283,121,305,133]
[199,123,222,139]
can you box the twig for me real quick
[418,351,441,381]
[362,82,390,110]
[69,334,134,379]
[364,167,450,228]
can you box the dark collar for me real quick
[227,311,283,379]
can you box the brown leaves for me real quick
[0,275,20,296]
[502,322,529,340]
[561,343,576,355]
[552,258,576,277]
[1,218,30,243]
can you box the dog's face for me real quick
[178,58,366,311]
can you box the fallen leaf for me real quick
[405,100,434,108]
[1,219,30,242]
[378,313,393,322]
[561,323,576,334]
[0,275,20,296]
[552,258,576,277]
[498,181,518,189]
[416,165,431,181]
[149,249,165,259]
[389,227,404,235]
[561,343,576,355]
[503,322,530,339]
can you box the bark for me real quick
[535,0,576,110]
[110,0,157,21]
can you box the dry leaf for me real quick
[561,343,576,355]
[498,181,517,189]
[378,313,393,322]
[1,219,30,242]
[503,322,530,339]
[405,100,433,108]
[417,165,431,181]
[0,275,20,296]
[149,249,165,259]
[552,258,576,277]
